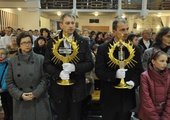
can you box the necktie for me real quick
[64,40,71,49]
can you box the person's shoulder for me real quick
[144,47,155,53]
[76,35,89,44]
[0,36,5,41]
[138,38,144,44]
[9,55,18,62]
[141,70,149,78]
[34,52,44,58]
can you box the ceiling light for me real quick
[17,8,22,11]
[122,14,126,19]
[57,12,61,16]
[157,14,161,17]
[94,12,99,16]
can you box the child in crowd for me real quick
[33,36,47,56]
[0,47,13,120]
[6,34,18,58]
[138,50,170,120]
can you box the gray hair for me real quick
[0,48,9,55]
[60,13,76,23]
[112,18,127,30]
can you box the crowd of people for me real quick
[0,13,170,120]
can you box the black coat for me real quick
[95,39,143,112]
[43,31,94,102]
[138,38,153,52]
[33,45,46,56]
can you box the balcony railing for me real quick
[41,0,73,9]
[76,0,118,9]
[40,0,170,10]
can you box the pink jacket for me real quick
[138,65,170,120]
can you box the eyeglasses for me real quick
[20,41,32,46]
[0,53,6,56]
[164,35,170,38]
[11,38,16,40]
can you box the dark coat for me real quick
[6,51,52,120]
[138,38,153,52]
[138,65,170,120]
[33,45,47,56]
[95,39,143,112]
[43,31,94,102]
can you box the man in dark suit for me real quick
[138,29,153,52]
[95,18,143,120]
[43,13,93,120]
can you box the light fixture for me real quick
[157,13,162,17]
[156,25,160,29]
[122,14,126,19]
[57,12,61,16]
[94,12,99,16]
[17,8,22,11]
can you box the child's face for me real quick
[38,39,45,47]
[0,49,7,60]
[152,54,168,71]
[83,31,89,36]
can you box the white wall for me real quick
[40,16,50,29]
[77,13,115,32]
[17,10,40,31]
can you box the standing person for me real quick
[127,33,144,55]
[90,31,104,49]
[138,28,153,52]
[6,33,52,120]
[138,51,170,120]
[151,32,156,42]
[95,18,143,120]
[142,27,170,71]
[33,36,47,56]
[40,28,53,44]
[0,27,13,48]
[0,48,13,120]
[43,13,93,120]
[6,34,18,59]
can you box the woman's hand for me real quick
[22,92,35,101]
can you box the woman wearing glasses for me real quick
[6,32,52,120]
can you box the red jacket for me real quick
[138,65,170,120]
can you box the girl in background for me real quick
[33,36,47,56]
[138,51,170,120]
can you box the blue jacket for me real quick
[0,58,9,91]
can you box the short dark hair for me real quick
[127,33,137,42]
[17,32,33,47]
[112,18,127,30]
[40,28,51,38]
